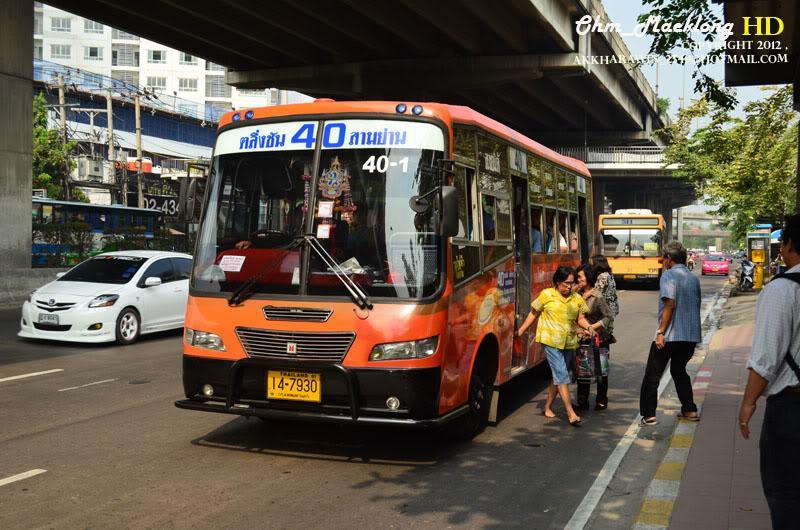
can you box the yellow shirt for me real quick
[531,288,588,350]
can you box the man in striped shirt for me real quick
[639,240,702,425]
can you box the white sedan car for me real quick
[19,251,192,345]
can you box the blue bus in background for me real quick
[32,198,163,266]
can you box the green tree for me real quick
[32,92,79,200]
[638,0,737,110]
[663,86,797,241]
[657,97,671,115]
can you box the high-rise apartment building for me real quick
[33,2,310,118]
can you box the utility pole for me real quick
[57,74,71,200]
[71,108,102,158]
[135,95,144,209]
[107,89,122,205]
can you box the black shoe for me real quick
[595,402,608,411]
[576,401,590,411]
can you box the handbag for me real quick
[575,335,609,383]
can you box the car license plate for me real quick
[624,274,636,280]
[267,370,321,402]
[38,313,59,325]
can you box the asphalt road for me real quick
[0,274,729,529]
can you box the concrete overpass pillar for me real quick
[0,0,35,300]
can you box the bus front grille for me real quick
[235,328,355,362]
[262,306,332,323]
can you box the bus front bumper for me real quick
[175,355,466,428]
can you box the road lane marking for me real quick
[566,284,730,529]
[58,378,117,392]
[0,469,47,487]
[0,369,63,384]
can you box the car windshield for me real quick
[192,119,446,300]
[705,255,725,262]
[601,228,663,257]
[58,256,147,284]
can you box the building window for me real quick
[111,44,139,67]
[179,52,197,65]
[51,17,71,32]
[112,70,139,87]
[50,44,71,59]
[178,78,198,92]
[34,12,43,35]
[84,46,103,60]
[34,40,43,60]
[205,75,231,98]
[146,76,166,90]
[84,20,103,34]
[237,88,267,96]
[270,89,280,104]
[111,28,138,40]
[147,49,166,64]
[205,61,225,72]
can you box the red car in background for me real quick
[701,253,730,276]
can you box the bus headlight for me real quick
[88,294,119,308]
[185,328,226,351]
[369,336,438,361]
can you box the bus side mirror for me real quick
[440,186,459,238]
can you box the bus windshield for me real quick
[602,228,663,257]
[192,119,445,300]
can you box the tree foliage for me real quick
[638,0,737,110]
[662,86,797,240]
[32,92,82,200]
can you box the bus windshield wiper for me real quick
[227,237,303,306]
[304,235,373,311]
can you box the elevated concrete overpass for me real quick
[46,0,665,144]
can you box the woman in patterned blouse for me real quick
[517,266,596,426]
[591,255,619,316]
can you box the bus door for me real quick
[511,176,531,371]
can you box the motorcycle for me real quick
[687,255,695,271]
[738,259,755,292]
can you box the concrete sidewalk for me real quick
[668,291,771,529]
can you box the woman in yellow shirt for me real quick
[517,266,595,426]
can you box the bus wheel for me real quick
[448,353,495,441]
[115,308,140,345]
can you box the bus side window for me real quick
[569,212,579,253]
[557,212,569,253]
[544,209,556,253]
[530,206,544,253]
[451,167,481,285]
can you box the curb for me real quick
[632,284,732,529]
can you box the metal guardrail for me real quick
[555,146,666,164]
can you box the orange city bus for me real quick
[175,100,592,438]
[598,209,665,288]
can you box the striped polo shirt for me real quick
[658,263,702,343]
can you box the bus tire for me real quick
[115,307,141,345]
[447,346,497,441]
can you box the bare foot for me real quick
[543,410,556,418]
[568,414,582,424]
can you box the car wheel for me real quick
[447,351,496,441]
[116,308,140,345]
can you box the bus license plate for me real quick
[267,370,321,402]
[38,313,59,325]
[624,274,636,280]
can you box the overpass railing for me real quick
[555,146,666,164]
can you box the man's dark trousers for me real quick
[639,341,698,417]
[761,389,800,529]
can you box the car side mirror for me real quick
[144,276,162,287]
[55,272,66,279]
[439,186,459,238]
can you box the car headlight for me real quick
[185,328,226,351]
[369,336,438,361]
[88,294,119,308]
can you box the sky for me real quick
[602,1,768,120]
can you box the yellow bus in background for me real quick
[598,209,664,287]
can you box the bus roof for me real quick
[32,197,160,214]
[218,100,590,177]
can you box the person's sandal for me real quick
[569,418,582,427]
[677,412,700,422]
[641,417,658,426]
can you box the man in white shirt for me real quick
[739,213,800,529]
